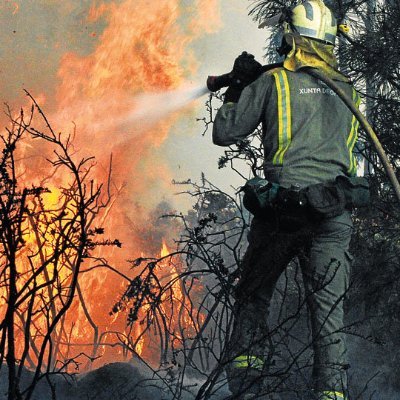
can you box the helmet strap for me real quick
[277,36,293,57]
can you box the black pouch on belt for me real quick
[303,182,346,218]
[304,176,370,219]
[335,175,370,208]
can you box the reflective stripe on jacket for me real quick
[212,67,361,188]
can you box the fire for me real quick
[127,240,204,359]
[53,0,219,366]
[161,240,170,258]
[1,0,220,371]
[7,185,88,368]
[129,241,174,358]
[53,0,221,252]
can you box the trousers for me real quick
[226,210,353,395]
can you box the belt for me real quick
[277,186,308,207]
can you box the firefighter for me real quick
[208,1,361,399]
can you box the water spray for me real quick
[127,84,209,128]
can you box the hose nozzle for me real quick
[206,73,234,92]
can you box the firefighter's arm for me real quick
[212,75,271,146]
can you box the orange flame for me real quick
[4,0,220,370]
[0,0,218,364]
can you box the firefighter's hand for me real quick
[231,51,263,89]
[223,86,242,103]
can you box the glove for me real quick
[223,86,243,103]
[230,51,263,90]
[223,52,263,103]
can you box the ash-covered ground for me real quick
[0,360,230,400]
[1,337,398,400]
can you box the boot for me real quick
[228,355,266,398]
[318,391,345,400]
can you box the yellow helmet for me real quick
[288,0,337,44]
[259,0,337,45]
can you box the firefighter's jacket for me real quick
[213,67,361,188]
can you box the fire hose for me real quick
[304,67,400,204]
[208,64,400,204]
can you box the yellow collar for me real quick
[283,33,349,82]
